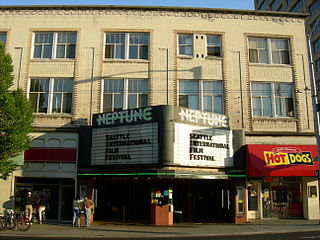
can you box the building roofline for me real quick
[0,5,309,18]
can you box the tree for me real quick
[0,42,33,180]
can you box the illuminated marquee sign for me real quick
[91,123,158,165]
[263,147,314,166]
[174,123,233,167]
[178,108,229,128]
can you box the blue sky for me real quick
[0,0,254,10]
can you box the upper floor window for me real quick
[178,34,193,57]
[309,0,320,14]
[313,38,320,54]
[105,32,149,60]
[0,32,6,44]
[179,80,223,114]
[206,35,222,57]
[271,0,281,10]
[315,58,320,72]
[289,0,303,12]
[311,17,320,35]
[33,32,76,59]
[251,82,295,117]
[29,78,73,114]
[103,78,148,112]
[248,37,291,65]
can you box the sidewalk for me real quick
[1,219,320,239]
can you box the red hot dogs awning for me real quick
[246,144,318,177]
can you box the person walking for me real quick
[72,196,81,227]
[83,197,93,227]
[25,192,33,223]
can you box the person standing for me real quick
[72,196,81,227]
[83,197,93,227]
[25,192,33,223]
[36,195,46,224]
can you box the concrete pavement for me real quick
[1,219,320,239]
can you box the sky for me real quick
[0,0,255,10]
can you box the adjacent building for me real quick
[0,5,318,223]
[254,0,320,95]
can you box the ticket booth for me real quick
[150,188,173,226]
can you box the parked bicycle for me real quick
[0,209,31,231]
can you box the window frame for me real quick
[251,82,295,118]
[248,37,291,65]
[177,34,194,57]
[102,78,148,112]
[104,32,149,60]
[29,77,74,114]
[206,34,222,57]
[32,31,77,60]
[178,79,224,114]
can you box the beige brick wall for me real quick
[0,6,314,136]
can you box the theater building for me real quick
[0,5,317,222]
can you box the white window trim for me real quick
[248,37,291,65]
[104,32,149,60]
[29,77,73,114]
[250,82,296,118]
[178,79,224,113]
[177,34,194,57]
[32,32,76,59]
[101,78,148,112]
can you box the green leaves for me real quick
[0,43,33,180]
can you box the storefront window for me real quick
[262,178,302,218]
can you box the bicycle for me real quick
[0,209,31,231]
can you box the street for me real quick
[1,230,320,240]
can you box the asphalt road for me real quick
[1,230,320,240]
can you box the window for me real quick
[271,0,281,10]
[33,32,76,59]
[313,38,320,54]
[311,18,320,35]
[0,32,6,44]
[105,32,149,60]
[315,58,320,72]
[309,0,320,14]
[206,35,222,57]
[29,78,73,114]
[251,82,295,117]
[289,0,303,12]
[179,80,223,114]
[103,78,148,112]
[178,34,193,56]
[249,37,291,65]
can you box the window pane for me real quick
[179,46,193,56]
[105,45,114,58]
[66,45,76,58]
[0,32,7,44]
[129,45,138,59]
[128,94,137,109]
[189,95,199,109]
[43,45,52,58]
[203,95,212,112]
[179,95,188,108]
[63,93,72,113]
[259,50,268,63]
[140,45,149,59]
[52,93,62,113]
[114,94,123,111]
[34,46,42,58]
[39,93,48,113]
[29,93,38,112]
[262,98,272,116]
[252,98,262,116]
[249,49,258,63]
[103,94,113,112]
[56,45,65,58]
[139,94,147,107]
[214,96,223,114]
[115,45,125,59]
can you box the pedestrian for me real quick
[36,195,46,224]
[83,196,93,227]
[25,191,33,223]
[72,196,81,227]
